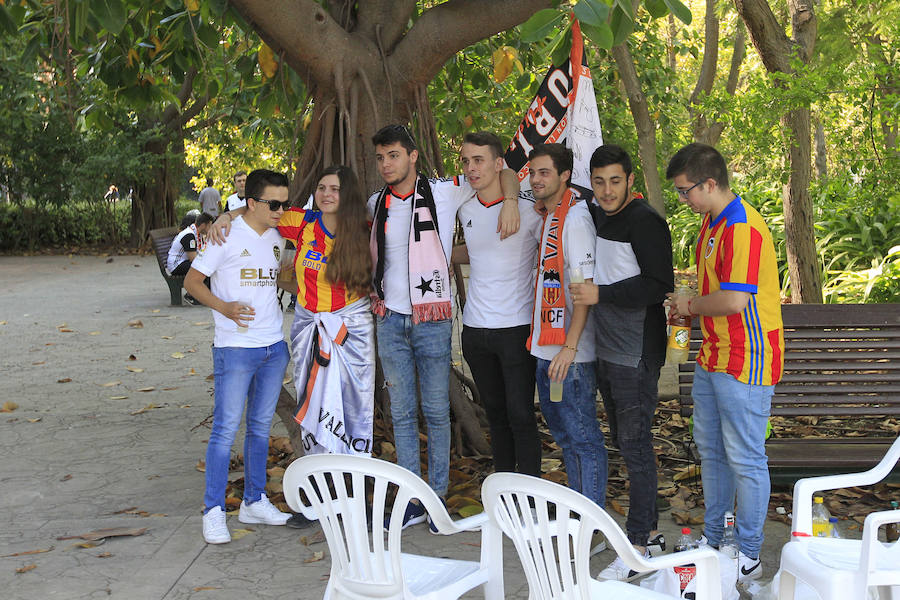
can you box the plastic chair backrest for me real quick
[282,454,450,600]
[791,435,900,536]
[858,509,900,595]
[483,472,718,600]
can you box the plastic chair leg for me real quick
[779,569,797,600]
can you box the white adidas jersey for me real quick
[458,193,542,328]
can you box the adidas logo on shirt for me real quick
[240,249,251,257]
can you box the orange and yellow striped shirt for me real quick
[278,208,361,313]
[695,196,784,386]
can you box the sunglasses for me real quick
[254,198,290,211]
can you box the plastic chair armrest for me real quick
[429,511,489,535]
[861,509,900,551]
[640,546,720,571]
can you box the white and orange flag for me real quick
[504,18,603,200]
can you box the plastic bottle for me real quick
[812,496,832,537]
[721,512,739,557]
[828,517,841,538]
[673,527,697,594]
[667,281,693,364]
[886,501,899,542]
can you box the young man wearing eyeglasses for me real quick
[665,143,784,582]
[184,169,293,544]
[368,124,521,532]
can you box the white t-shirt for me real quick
[226,193,246,212]
[458,193,542,328]
[166,224,199,273]
[190,217,286,348]
[529,198,597,363]
[367,176,475,315]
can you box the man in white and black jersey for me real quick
[571,144,674,580]
[451,132,543,477]
[225,170,247,212]
[185,169,293,545]
[368,124,521,532]
[168,212,215,305]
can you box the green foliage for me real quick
[0,201,129,251]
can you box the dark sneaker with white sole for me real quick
[384,501,426,532]
[647,532,666,553]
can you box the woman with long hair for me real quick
[276,165,375,463]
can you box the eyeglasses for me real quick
[675,181,703,198]
[254,198,290,211]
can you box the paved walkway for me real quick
[0,255,788,599]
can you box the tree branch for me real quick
[394,0,551,88]
[356,0,416,48]
[230,0,370,86]
[733,0,791,73]
[161,67,198,127]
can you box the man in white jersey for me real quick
[225,170,247,212]
[185,169,292,544]
[527,144,605,522]
[452,131,543,477]
[368,124,520,532]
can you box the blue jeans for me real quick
[376,310,452,497]
[204,341,290,512]
[537,359,606,508]
[692,366,773,558]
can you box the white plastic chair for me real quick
[779,435,900,600]
[482,472,722,599]
[282,454,503,600]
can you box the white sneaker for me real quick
[597,548,650,582]
[738,551,762,581]
[238,493,291,525]
[202,506,231,544]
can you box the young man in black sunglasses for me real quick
[185,169,294,544]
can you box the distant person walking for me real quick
[103,185,119,204]
[198,177,222,217]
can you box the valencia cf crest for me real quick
[705,237,715,259]
[273,245,281,261]
[542,269,561,305]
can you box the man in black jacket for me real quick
[571,144,673,580]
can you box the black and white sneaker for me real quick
[647,532,666,553]
[738,551,762,582]
[597,547,651,581]
[184,293,202,306]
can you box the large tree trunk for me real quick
[130,133,180,246]
[734,0,822,303]
[612,41,666,217]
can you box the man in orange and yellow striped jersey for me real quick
[666,143,784,583]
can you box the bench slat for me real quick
[779,372,900,383]
[785,339,900,349]
[784,350,900,360]
[785,330,900,340]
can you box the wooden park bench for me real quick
[678,303,900,479]
[149,226,184,306]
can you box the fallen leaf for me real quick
[193,321,211,326]
[196,460,206,472]
[112,506,139,514]
[60,474,72,482]
[170,352,185,359]
[458,503,484,518]
[128,320,143,328]
[672,511,692,525]
[109,396,128,400]
[205,374,215,381]
[15,564,36,574]
[128,354,137,361]
[27,418,41,423]
[304,550,325,563]
[608,499,627,516]
[131,403,160,414]
[32,361,45,365]
[161,336,173,340]
[673,465,701,482]
[89,331,101,336]
[162,387,178,391]
[231,528,254,541]
[57,378,72,383]
[0,320,7,325]
[101,381,122,387]
[126,366,144,373]
[0,401,18,412]
[180,404,191,408]
[96,552,112,558]
[151,309,160,313]
[73,541,103,548]
[188,368,197,375]
[137,387,156,392]
[56,527,148,542]
[1,547,54,558]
